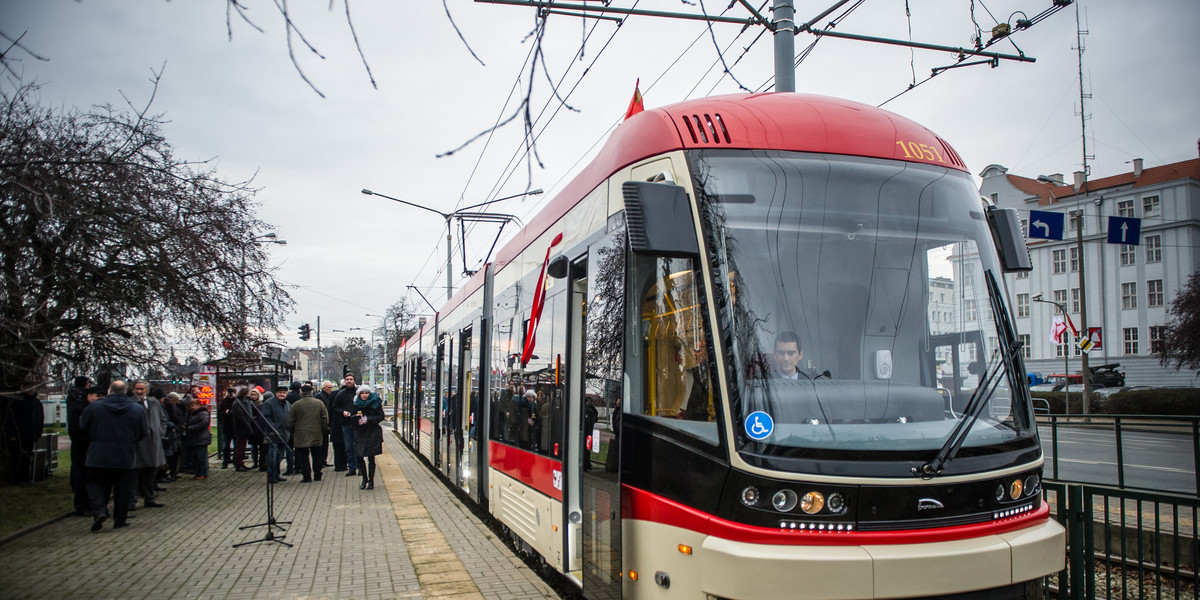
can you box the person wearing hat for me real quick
[287,383,329,482]
[260,385,292,483]
[351,383,384,490]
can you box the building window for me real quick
[990,193,999,204]
[1017,293,1029,318]
[1143,195,1160,218]
[1068,209,1083,231]
[1150,326,1166,354]
[1117,199,1134,217]
[1124,328,1139,355]
[1052,249,1066,273]
[1069,247,1079,272]
[1071,288,1080,313]
[1120,244,1136,266]
[1122,283,1137,309]
[964,300,977,321]
[1056,341,1067,358]
[963,270,974,287]
[1146,235,1162,263]
[1148,279,1164,307]
[1018,334,1031,359]
[1053,289,1067,307]
[1020,218,1028,238]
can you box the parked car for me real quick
[1086,363,1126,387]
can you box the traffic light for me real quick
[298,323,311,341]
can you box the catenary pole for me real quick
[773,0,796,92]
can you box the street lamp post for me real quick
[240,233,287,348]
[361,188,543,303]
[1032,293,1071,412]
[365,312,391,393]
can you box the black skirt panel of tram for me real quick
[717,467,1044,531]
[621,415,728,515]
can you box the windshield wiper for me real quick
[915,271,1024,478]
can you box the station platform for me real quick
[0,426,563,600]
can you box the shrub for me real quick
[1031,388,1200,415]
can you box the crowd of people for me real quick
[64,373,382,533]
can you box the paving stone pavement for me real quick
[0,425,563,600]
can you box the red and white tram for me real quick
[394,92,1064,600]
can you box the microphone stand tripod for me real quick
[233,397,293,548]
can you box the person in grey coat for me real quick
[287,384,329,483]
[81,380,148,532]
[260,385,291,483]
[129,380,167,509]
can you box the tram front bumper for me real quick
[696,518,1065,600]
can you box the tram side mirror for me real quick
[986,206,1032,272]
[547,255,569,279]
[622,181,700,258]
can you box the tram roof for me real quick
[427,92,967,325]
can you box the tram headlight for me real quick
[800,491,825,514]
[995,484,1006,502]
[741,486,761,507]
[772,489,798,512]
[1009,478,1023,500]
[826,492,846,514]
[1024,474,1040,497]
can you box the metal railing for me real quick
[1041,414,1200,496]
[1044,481,1200,600]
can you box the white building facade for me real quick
[980,157,1200,387]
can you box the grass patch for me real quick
[0,442,73,538]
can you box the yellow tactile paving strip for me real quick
[377,448,487,600]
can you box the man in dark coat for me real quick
[287,384,329,483]
[314,381,336,469]
[81,380,148,531]
[332,374,359,476]
[260,386,292,483]
[3,389,44,486]
[217,387,236,469]
[66,376,93,513]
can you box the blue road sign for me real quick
[1028,210,1065,240]
[1107,216,1142,245]
[744,411,774,441]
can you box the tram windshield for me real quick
[688,150,1034,474]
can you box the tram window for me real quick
[630,254,718,442]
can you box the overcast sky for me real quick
[3,0,1197,354]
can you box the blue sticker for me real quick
[744,411,774,441]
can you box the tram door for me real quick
[454,328,471,494]
[578,222,626,599]
[435,336,448,469]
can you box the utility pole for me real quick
[1073,2,1093,414]
[1077,214,1091,414]
[316,315,323,383]
[773,0,796,93]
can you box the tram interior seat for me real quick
[768,379,943,424]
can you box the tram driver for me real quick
[772,331,806,380]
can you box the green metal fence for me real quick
[1044,481,1200,599]
[1041,415,1200,495]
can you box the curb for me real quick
[0,510,74,547]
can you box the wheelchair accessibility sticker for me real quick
[745,411,774,441]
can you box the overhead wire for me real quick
[443,3,645,279]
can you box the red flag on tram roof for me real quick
[520,233,564,367]
[624,78,644,121]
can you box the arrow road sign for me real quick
[1107,216,1142,245]
[1028,210,1065,240]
